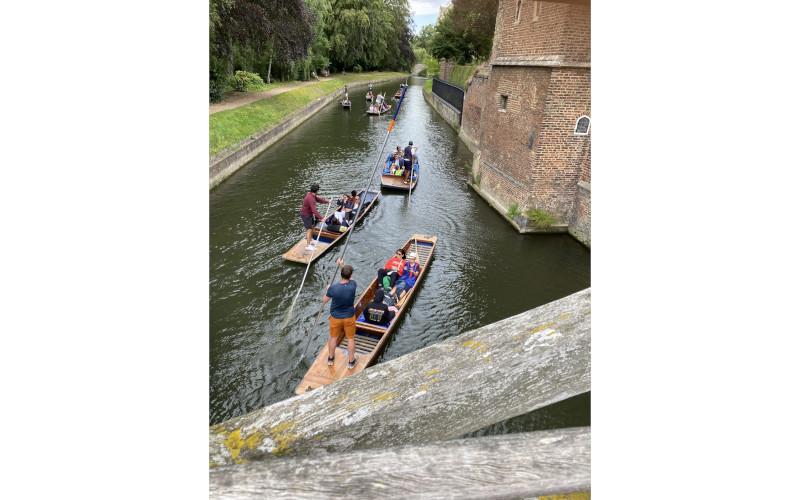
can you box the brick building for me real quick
[460,0,590,246]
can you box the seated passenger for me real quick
[363,288,395,325]
[341,190,359,221]
[377,248,406,288]
[391,252,420,299]
[325,205,350,229]
[382,287,400,313]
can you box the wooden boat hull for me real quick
[380,157,419,191]
[341,101,351,108]
[366,104,391,115]
[281,190,380,264]
[295,234,437,395]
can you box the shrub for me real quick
[353,64,363,73]
[506,203,521,219]
[230,70,266,92]
[210,78,226,102]
[526,208,557,229]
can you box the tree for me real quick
[414,24,435,51]
[211,0,315,83]
[428,0,498,64]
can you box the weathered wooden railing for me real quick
[210,427,590,499]
[210,288,590,466]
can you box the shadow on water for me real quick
[210,79,591,425]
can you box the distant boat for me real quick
[366,103,391,115]
[366,91,373,101]
[393,89,402,99]
[281,190,380,264]
[295,233,437,395]
[341,98,351,108]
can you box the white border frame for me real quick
[574,115,591,135]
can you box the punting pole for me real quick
[282,198,334,328]
[296,84,411,364]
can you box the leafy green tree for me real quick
[413,24,435,51]
[429,0,498,63]
[305,0,333,74]
[211,0,314,83]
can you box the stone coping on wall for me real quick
[209,76,406,190]
[492,55,591,68]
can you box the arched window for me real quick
[574,116,590,135]
[515,0,523,24]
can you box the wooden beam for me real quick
[210,288,590,466]
[210,427,590,499]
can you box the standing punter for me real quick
[300,183,330,251]
[323,259,358,369]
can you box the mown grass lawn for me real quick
[210,72,406,156]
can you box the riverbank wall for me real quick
[210,77,405,190]
[422,86,461,131]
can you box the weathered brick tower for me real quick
[462,0,590,246]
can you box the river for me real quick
[209,78,591,428]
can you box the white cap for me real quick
[408,252,417,259]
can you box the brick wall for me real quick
[439,59,455,81]
[460,0,590,245]
[529,67,590,220]
[493,1,590,63]
[476,65,551,208]
[461,64,492,149]
[569,182,591,245]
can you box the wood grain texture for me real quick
[210,288,590,466]
[210,427,590,499]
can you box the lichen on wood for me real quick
[209,288,591,466]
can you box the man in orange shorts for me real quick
[322,259,358,369]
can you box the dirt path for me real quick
[209,78,332,115]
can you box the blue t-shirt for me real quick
[326,280,357,319]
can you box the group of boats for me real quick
[342,83,408,116]
[280,112,427,394]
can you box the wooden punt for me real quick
[366,91,373,101]
[380,156,419,191]
[281,190,380,264]
[341,99,351,108]
[366,103,391,115]
[295,234,437,395]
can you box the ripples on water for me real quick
[209,80,591,424]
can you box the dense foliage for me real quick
[230,70,266,92]
[210,0,414,101]
[414,0,498,64]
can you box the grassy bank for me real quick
[446,64,478,90]
[210,72,406,156]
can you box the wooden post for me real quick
[210,427,590,499]
[210,288,590,466]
